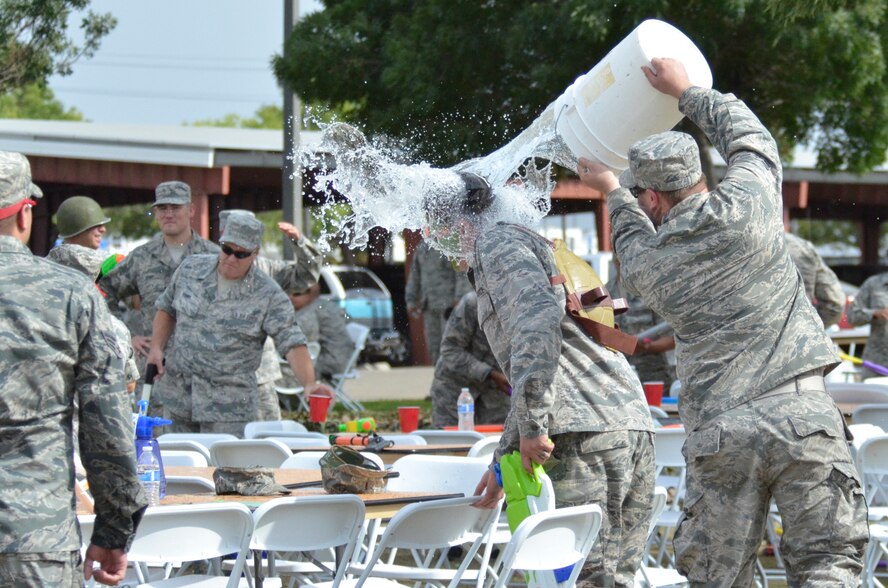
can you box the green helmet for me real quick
[56,196,111,239]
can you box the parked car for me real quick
[317,265,409,364]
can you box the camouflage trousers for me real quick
[256,381,282,421]
[164,410,249,438]
[674,382,868,586]
[0,551,82,587]
[549,430,655,588]
[423,309,448,365]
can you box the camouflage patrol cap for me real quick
[619,131,702,192]
[218,209,256,231]
[220,213,263,251]
[0,151,43,219]
[213,467,291,496]
[319,446,388,494]
[154,181,192,206]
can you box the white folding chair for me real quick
[281,451,385,471]
[160,449,209,468]
[255,431,328,441]
[268,436,331,450]
[646,427,688,568]
[275,344,322,413]
[636,487,688,587]
[244,494,366,588]
[244,420,309,439]
[467,435,501,458]
[329,323,370,412]
[127,502,253,587]
[156,439,213,464]
[387,454,489,495]
[649,406,669,427]
[210,439,293,468]
[827,382,888,404]
[306,496,502,588]
[158,433,237,452]
[378,434,427,446]
[410,430,487,445]
[856,434,888,507]
[488,504,603,588]
[853,405,888,431]
[164,475,216,495]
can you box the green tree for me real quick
[0,83,83,119]
[0,0,116,93]
[273,0,887,173]
[191,104,284,129]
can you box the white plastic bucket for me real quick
[554,19,713,170]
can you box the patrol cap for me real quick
[213,466,291,496]
[218,209,256,231]
[153,181,192,206]
[0,151,43,220]
[220,213,263,251]
[619,131,702,192]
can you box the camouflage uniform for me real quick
[605,273,674,390]
[47,243,140,385]
[99,230,220,414]
[472,224,655,588]
[784,232,845,328]
[848,271,888,378]
[609,87,867,585]
[0,236,146,583]
[405,240,472,363]
[252,245,323,420]
[430,291,511,428]
[153,253,308,436]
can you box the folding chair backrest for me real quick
[127,503,254,587]
[411,430,486,445]
[492,504,603,588]
[252,495,365,585]
[269,436,330,450]
[827,382,888,404]
[467,435,501,458]
[856,434,888,506]
[852,404,888,431]
[254,430,327,441]
[244,419,308,439]
[164,475,216,494]
[380,434,427,446]
[654,427,687,511]
[209,439,293,468]
[388,454,490,496]
[155,439,213,463]
[281,450,384,470]
[647,487,669,538]
[160,449,209,468]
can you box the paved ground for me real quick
[341,364,434,402]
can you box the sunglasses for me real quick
[629,186,646,199]
[220,243,254,259]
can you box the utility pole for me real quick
[282,0,302,259]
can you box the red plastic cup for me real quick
[308,394,332,423]
[643,381,664,406]
[398,406,420,433]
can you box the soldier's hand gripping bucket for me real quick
[319,445,388,494]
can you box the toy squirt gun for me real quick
[328,418,394,451]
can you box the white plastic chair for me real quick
[410,429,487,445]
[827,382,888,404]
[636,487,688,587]
[244,420,309,439]
[646,427,688,568]
[856,434,888,507]
[387,454,489,495]
[210,439,293,468]
[158,432,237,451]
[329,323,370,412]
[160,449,210,468]
[853,405,888,431]
[268,436,331,450]
[164,475,216,495]
[281,450,385,471]
[247,494,366,587]
[127,502,254,587]
[254,431,327,441]
[467,435,501,458]
[649,406,669,427]
[488,504,603,588]
[156,439,213,464]
[378,434,427,446]
[306,496,502,588]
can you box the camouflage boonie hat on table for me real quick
[619,131,702,192]
[153,181,192,206]
[0,151,43,218]
[213,467,291,496]
[220,213,264,251]
[320,446,388,494]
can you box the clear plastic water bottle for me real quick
[137,445,161,506]
[457,387,475,431]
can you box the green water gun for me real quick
[497,451,553,532]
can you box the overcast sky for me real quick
[48,0,322,126]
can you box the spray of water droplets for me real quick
[296,100,579,262]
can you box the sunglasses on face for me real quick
[220,243,253,259]
[629,186,646,199]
